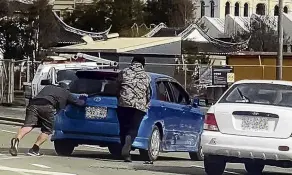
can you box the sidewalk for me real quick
[0,106,25,123]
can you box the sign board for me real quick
[212,66,233,85]
[227,72,235,83]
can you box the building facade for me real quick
[196,0,291,18]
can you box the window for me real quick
[169,82,190,105]
[201,1,205,17]
[234,2,239,16]
[219,83,292,108]
[57,70,78,82]
[69,74,118,96]
[156,81,172,102]
[244,3,249,17]
[284,6,288,13]
[210,1,215,17]
[256,3,266,15]
[225,2,230,16]
[274,5,279,16]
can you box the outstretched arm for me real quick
[67,93,86,107]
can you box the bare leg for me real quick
[34,132,49,147]
[16,126,33,140]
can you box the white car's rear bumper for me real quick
[202,131,292,161]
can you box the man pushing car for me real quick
[9,82,86,156]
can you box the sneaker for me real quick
[26,148,43,156]
[9,138,19,156]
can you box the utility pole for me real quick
[276,0,284,80]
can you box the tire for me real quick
[189,145,204,161]
[204,155,226,175]
[245,162,265,174]
[54,140,75,156]
[139,125,161,161]
[108,144,122,157]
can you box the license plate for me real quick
[241,116,269,131]
[85,106,107,119]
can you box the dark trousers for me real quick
[117,106,145,146]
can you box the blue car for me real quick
[51,69,205,161]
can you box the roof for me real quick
[152,27,187,37]
[234,79,292,86]
[53,37,181,53]
[227,52,292,56]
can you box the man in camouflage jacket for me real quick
[117,56,151,162]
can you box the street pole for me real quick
[276,0,284,80]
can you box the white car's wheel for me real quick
[204,155,226,175]
[245,162,265,174]
[139,126,161,161]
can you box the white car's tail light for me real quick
[204,113,219,131]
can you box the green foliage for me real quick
[64,0,196,36]
[0,0,58,60]
[234,16,290,52]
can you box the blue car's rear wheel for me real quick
[139,125,161,161]
[108,144,122,157]
[54,140,75,156]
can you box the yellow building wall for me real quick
[227,55,292,81]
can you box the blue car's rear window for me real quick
[69,78,118,97]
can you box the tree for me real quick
[169,0,196,27]
[64,0,113,32]
[0,0,58,60]
[234,16,290,52]
[144,0,196,27]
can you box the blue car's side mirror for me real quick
[192,97,207,108]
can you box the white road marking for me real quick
[1,129,17,134]
[0,166,76,175]
[0,156,32,160]
[191,165,241,175]
[31,164,51,169]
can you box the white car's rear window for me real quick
[219,83,292,108]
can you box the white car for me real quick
[201,80,292,175]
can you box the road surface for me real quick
[0,123,291,175]
[0,106,292,175]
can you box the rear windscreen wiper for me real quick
[236,88,250,102]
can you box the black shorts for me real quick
[23,104,55,135]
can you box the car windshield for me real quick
[69,77,118,97]
[219,83,292,108]
[57,70,78,82]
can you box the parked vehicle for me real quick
[202,80,292,174]
[23,55,116,105]
[51,69,205,161]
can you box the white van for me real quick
[23,55,115,105]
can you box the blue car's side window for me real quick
[168,82,190,105]
[156,81,172,102]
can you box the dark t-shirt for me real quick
[32,85,85,111]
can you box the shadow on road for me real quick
[0,147,189,162]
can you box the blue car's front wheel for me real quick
[139,125,161,161]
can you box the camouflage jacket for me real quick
[117,62,151,112]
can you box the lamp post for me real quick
[276,0,284,80]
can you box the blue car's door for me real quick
[167,81,204,152]
[155,80,181,151]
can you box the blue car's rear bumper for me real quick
[51,110,150,150]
